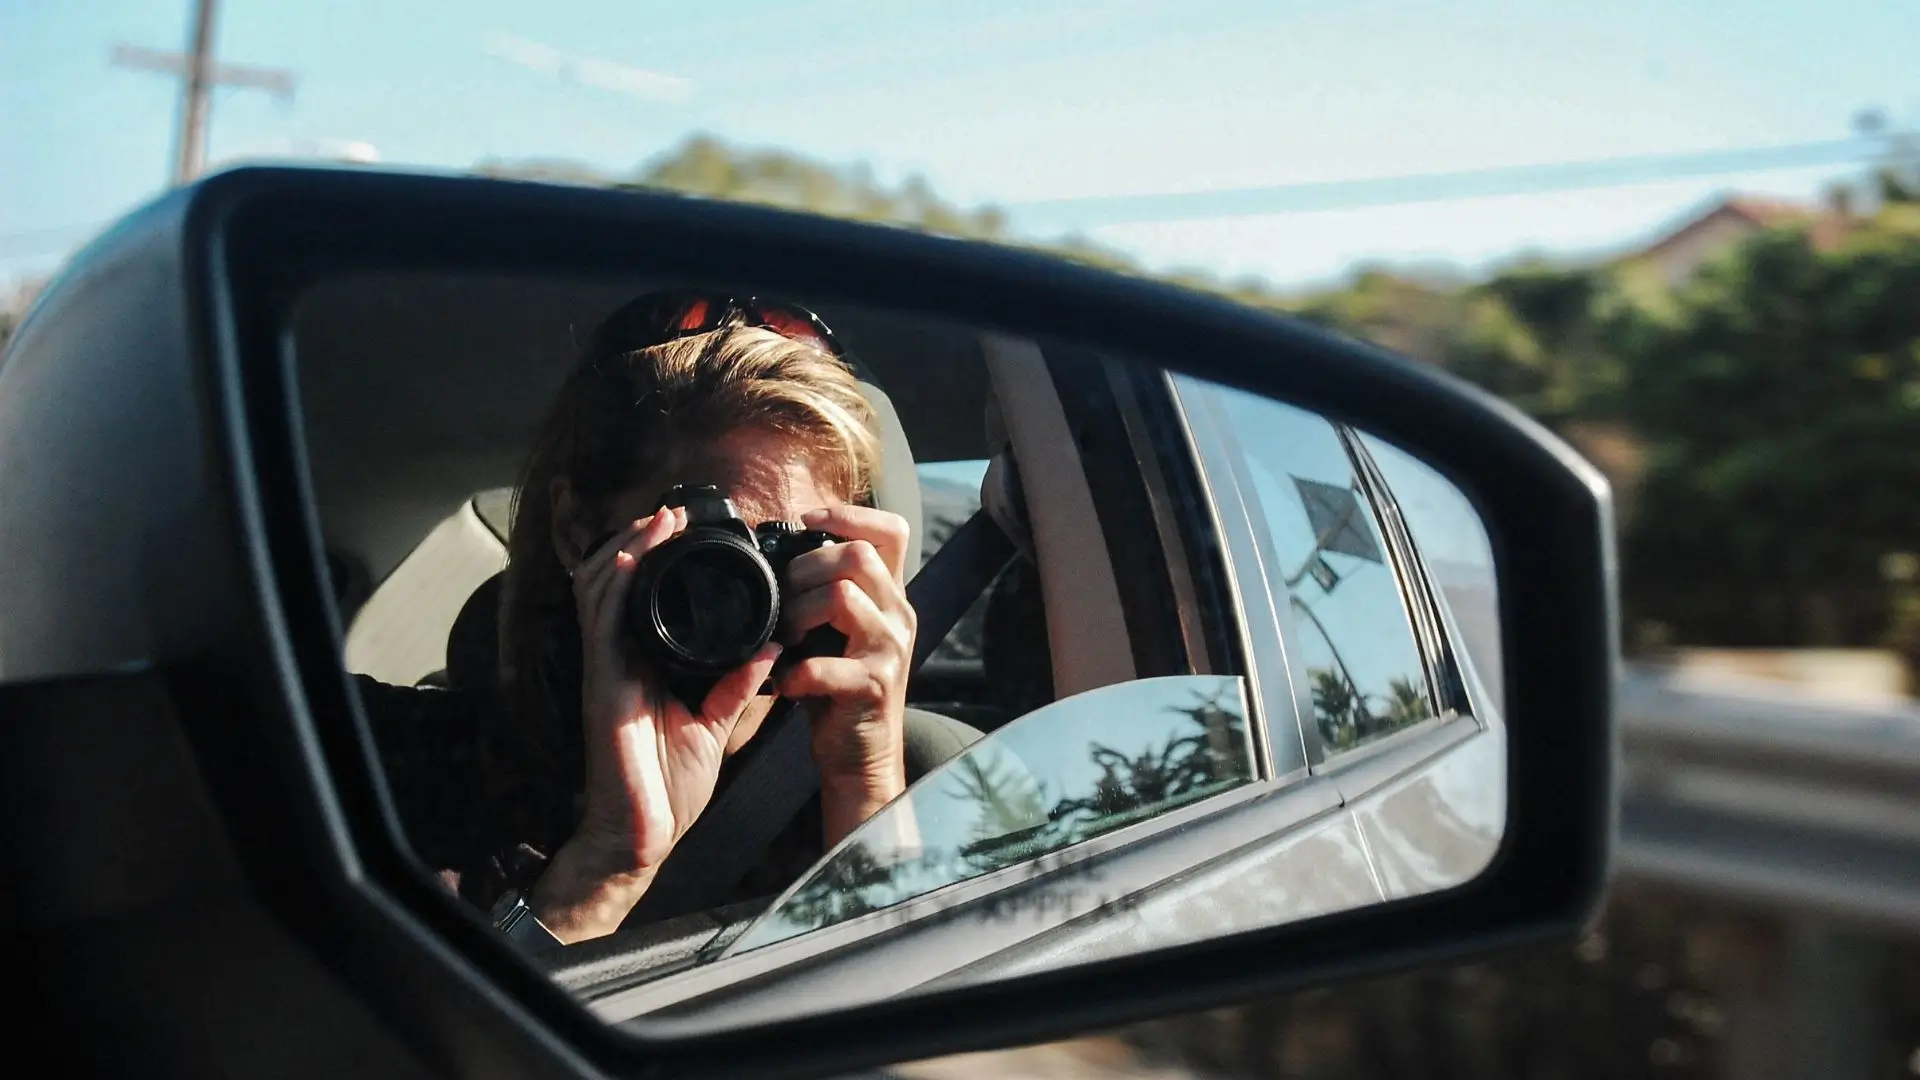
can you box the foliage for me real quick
[1608,216,1920,649]
[1279,201,1918,664]
[769,839,896,932]
[620,134,1017,242]
[971,685,1251,856]
[945,748,1047,846]
[1309,667,1367,750]
[1309,665,1430,751]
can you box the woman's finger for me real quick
[783,540,904,612]
[776,655,892,705]
[781,578,905,656]
[573,512,657,606]
[581,507,682,641]
[588,549,642,646]
[799,505,911,583]
[698,642,784,724]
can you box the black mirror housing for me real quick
[0,166,1617,1080]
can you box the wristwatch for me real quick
[489,889,564,954]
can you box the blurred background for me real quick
[4,2,1917,1076]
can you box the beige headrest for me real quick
[860,380,923,574]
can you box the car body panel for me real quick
[929,804,1383,982]
[1347,724,1505,900]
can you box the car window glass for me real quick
[1201,384,1436,754]
[1355,437,1491,573]
[722,675,1255,956]
[916,459,991,666]
[1357,434,1502,714]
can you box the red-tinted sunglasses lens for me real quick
[751,304,836,353]
[597,292,839,357]
[666,296,720,334]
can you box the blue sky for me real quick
[3,0,1916,290]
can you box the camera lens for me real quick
[650,545,774,666]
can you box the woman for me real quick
[356,293,975,946]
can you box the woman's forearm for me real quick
[526,838,658,943]
[819,770,906,850]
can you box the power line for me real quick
[1008,137,1884,229]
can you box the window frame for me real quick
[1325,424,1452,728]
[1163,373,1314,777]
[1104,359,1282,779]
[1343,431,1476,720]
[1163,374,1472,772]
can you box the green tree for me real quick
[1047,686,1251,830]
[945,749,1047,848]
[1380,675,1429,728]
[1608,213,1920,650]
[617,136,1016,241]
[1308,667,1367,750]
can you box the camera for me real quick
[624,484,847,708]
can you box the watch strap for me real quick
[491,889,564,954]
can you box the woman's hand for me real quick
[529,506,782,943]
[779,505,918,847]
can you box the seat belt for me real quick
[621,507,1019,927]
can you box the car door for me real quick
[1149,372,1505,910]
[908,371,1508,983]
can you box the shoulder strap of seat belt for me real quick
[621,507,1018,927]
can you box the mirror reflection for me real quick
[292,272,1505,1032]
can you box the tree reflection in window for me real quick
[722,676,1256,957]
[1043,684,1249,840]
[1309,665,1431,751]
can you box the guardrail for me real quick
[1615,668,1920,932]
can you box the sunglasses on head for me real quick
[589,290,844,359]
[584,290,879,510]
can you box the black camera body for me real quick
[624,484,847,708]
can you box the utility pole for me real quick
[112,0,296,185]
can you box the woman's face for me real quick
[554,425,850,751]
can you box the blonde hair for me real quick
[494,324,880,824]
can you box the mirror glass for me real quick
[291,270,1505,1035]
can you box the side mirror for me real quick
[0,167,1616,1079]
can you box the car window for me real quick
[1357,434,1502,715]
[1196,384,1437,756]
[917,458,991,665]
[721,675,1255,956]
